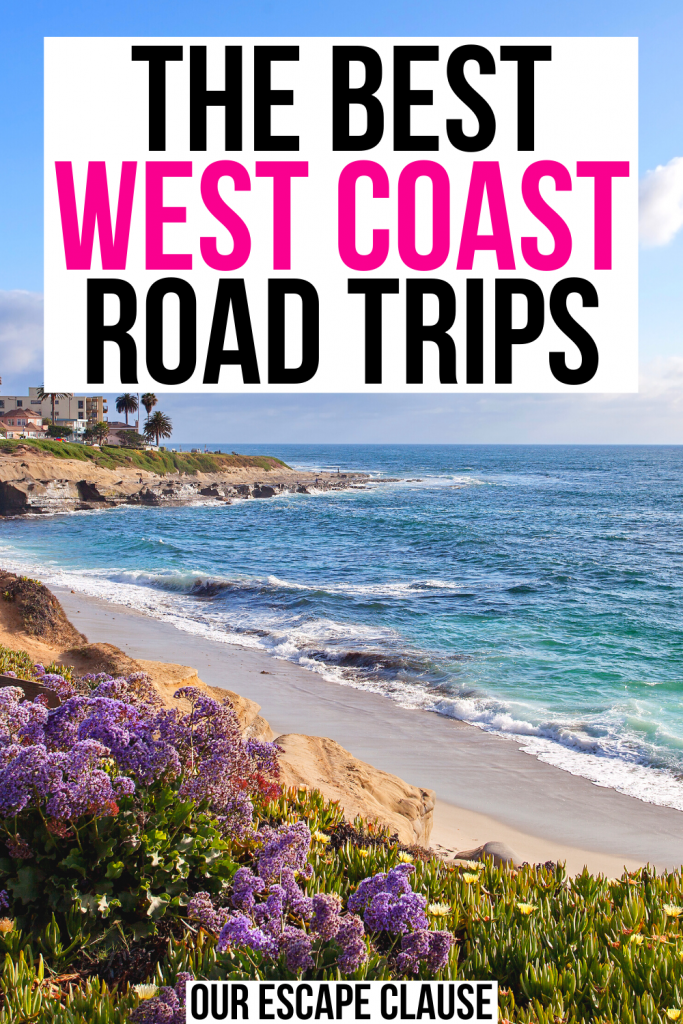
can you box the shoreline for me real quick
[46,585,683,874]
[0,440,375,515]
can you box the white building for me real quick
[0,388,108,439]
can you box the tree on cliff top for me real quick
[144,411,172,447]
[46,423,72,439]
[118,429,145,449]
[85,421,110,445]
[37,386,72,426]
[115,393,138,426]
[141,392,158,426]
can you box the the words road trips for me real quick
[44,38,638,392]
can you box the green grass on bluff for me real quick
[0,438,289,475]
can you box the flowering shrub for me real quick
[130,972,192,1024]
[3,645,683,1023]
[348,862,453,973]
[0,672,280,934]
[186,822,371,976]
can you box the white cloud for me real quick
[639,156,683,247]
[155,358,683,446]
[638,354,683,397]
[0,291,44,383]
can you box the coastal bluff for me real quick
[0,572,434,847]
[139,660,435,847]
[0,440,370,514]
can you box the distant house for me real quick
[102,421,140,446]
[0,409,48,439]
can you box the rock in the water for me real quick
[454,841,521,867]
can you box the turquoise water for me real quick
[2,444,683,808]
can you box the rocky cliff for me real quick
[0,444,370,514]
[0,570,434,848]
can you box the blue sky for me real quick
[1,0,683,442]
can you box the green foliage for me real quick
[0,643,72,683]
[143,410,173,446]
[3,801,683,1021]
[0,646,681,1021]
[89,422,111,444]
[117,430,145,449]
[0,437,289,474]
[0,946,139,1023]
[2,782,238,939]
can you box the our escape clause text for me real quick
[185,980,498,1022]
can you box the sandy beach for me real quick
[32,584,680,876]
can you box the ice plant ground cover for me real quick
[0,652,681,1019]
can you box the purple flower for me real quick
[253,884,286,932]
[91,672,162,709]
[310,893,342,941]
[130,972,192,1024]
[0,890,8,910]
[5,834,32,859]
[244,738,282,791]
[281,926,314,973]
[0,738,134,822]
[0,687,48,747]
[231,867,265,912]
[384,863,415,897]
[348,870,390,914]
[187,891,231,935]
[280,867,313,920]
[251,871,312,935]
[257,821,312,882]
[217,913,278,957]
[425,931,454,973]
[38,673,76,700]
[336,914,368,974]
[395,929,454,975]
[0,672,277,841]
[349,864,427,934]
[396,930,431,974]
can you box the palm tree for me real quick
[37,386,72,426]
[144,411,172,447]
[141,393,158,427]
[115,393,138,426]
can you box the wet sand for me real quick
[53,586,683,875]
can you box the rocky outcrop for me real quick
[0,448,371,515]
[76,480,106,502]
[136,659,276,742]
[0,571,86,647]
[452,841,521,867]
[276,734,435,847]
[0,576,434,848]
[65,642,146,678]
[0,481,33,510]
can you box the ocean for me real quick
[2,444,683,810]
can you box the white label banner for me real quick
[44,37,638,393]
[185,980,498,1022]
